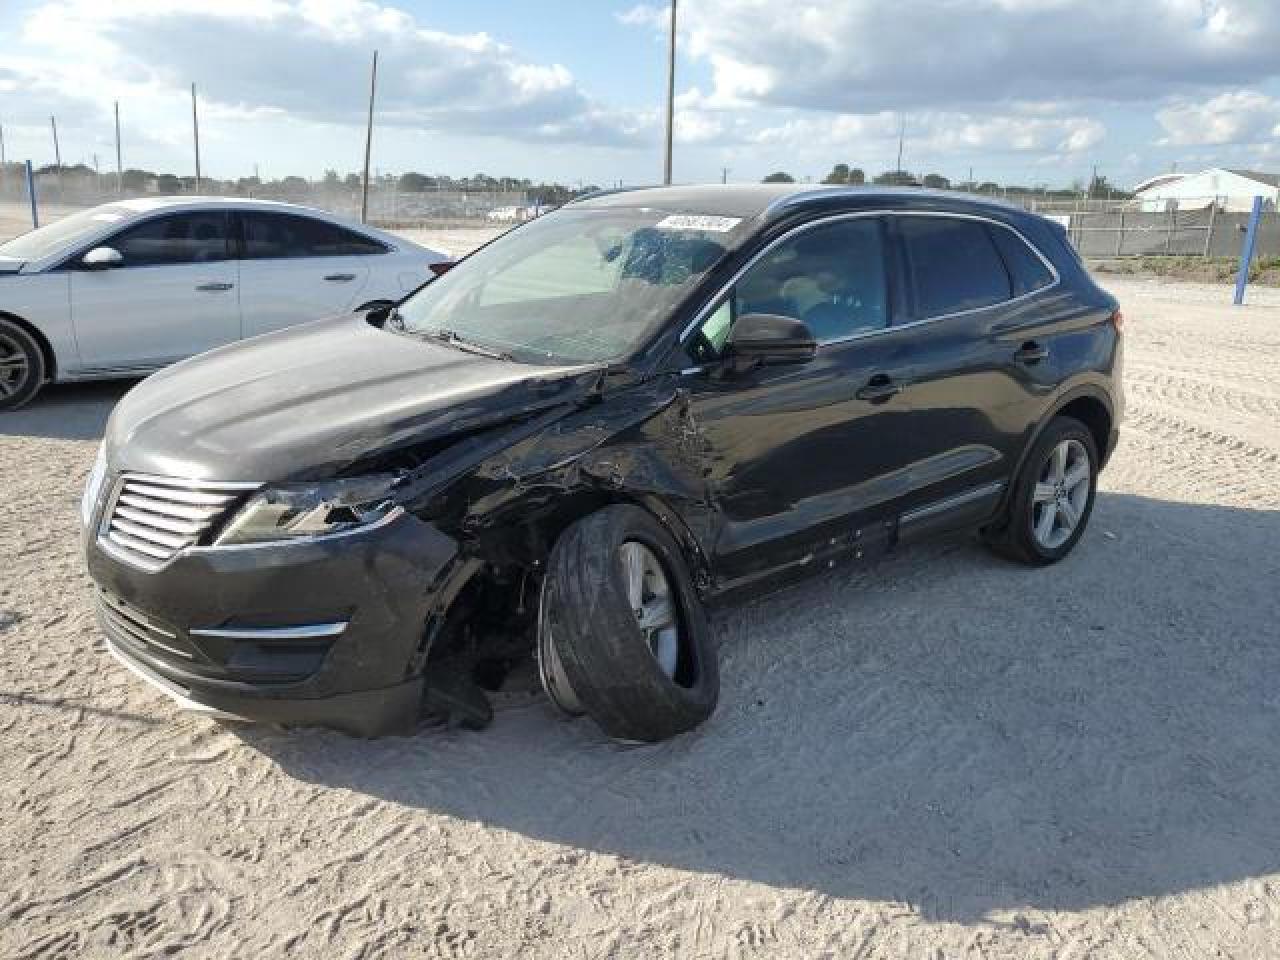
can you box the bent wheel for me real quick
[538,505,718,742]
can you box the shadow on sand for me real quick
[239,492,1280,921]
[0,380,135,441]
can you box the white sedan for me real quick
[0,197,446,409]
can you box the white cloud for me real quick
[616,4,669,30]
[1156,90,1280,145]
[3,0,649,150]
[658,0,1280,114]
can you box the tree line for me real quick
[0,161,599,205]
[763,164,1131,199]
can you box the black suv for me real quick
[82,185,1123,741]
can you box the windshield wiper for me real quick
[420,328,514,362]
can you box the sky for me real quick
[1,0,1278,190]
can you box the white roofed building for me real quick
[1132,168,1280,212]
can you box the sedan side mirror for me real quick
[82,246,124,270]
[428,260,457,277]
[723,313,817,374]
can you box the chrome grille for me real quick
[100,473,258,569]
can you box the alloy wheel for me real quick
[0,330,30,399]
[618,540,682,679]
[1031,438,1091,550]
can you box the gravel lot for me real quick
[2,246,1279,957]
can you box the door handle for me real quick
[855,373,902,403]
[1015,341,1049,364]
[195,282,234,292]
[323,273,357,282]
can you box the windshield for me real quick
[393,207,750,364]
[0,204,138,261]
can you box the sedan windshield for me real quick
[0,204,138,261]
[393,207,749,364]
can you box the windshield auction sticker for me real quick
[654,215,743,233]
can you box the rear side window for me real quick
[241,213,387,259]
[108,213,229,267]
[987,224,1054,296]
[899,217,1011,317]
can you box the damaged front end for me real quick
[341,371,718,731]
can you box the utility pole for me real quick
[360,50,378,223]
[662,0,677,185]
[50,115,61,169]
[50,116,62,200]
[191,83,202,192]
[895,114,905,175]
[114,100,123,194]
[721,167,729,184]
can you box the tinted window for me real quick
[987,224,1054,296]
[720,218,888,347]
[108,213,229,267]
[900,217,1011,317]
[241,213,386,259]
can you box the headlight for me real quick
[81,444,108,528]
[215,474,402,546]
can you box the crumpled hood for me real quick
[0,256,25,274]
[105,315,598,482]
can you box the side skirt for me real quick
[706,480,1006,606]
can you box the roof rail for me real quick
[567,184,661,204]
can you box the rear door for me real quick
[68,210,240,372]
[235,212,383,338]
[886,213,1057,540]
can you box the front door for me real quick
[69,210,240,373]
[679,215,920,589]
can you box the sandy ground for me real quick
[3,246,1280,957]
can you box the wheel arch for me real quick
[998,384,1114,518]
[0,311,57,382]
[459,485,713,598]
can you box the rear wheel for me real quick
[0,319,45,412]
[983,416,1098,565]
[538,505,718,742]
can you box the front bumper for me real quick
[85,508,461,737]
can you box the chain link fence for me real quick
[0,167,541,232]
[3,170,1277,260]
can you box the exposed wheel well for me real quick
[1056,395,1112,464]
[0,312,56,382]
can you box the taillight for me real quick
[429,260,456,277]
[1111,308,1124,332]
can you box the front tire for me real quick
[0,319,45,412]
[538,505,718,742]
[984,416,1098,565]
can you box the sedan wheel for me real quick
[0,320,45,412]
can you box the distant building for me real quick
[1132,168,1279,212]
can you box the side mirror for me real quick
[723,313,816,374]
[428,260,457,277]
[82,246,124,270]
